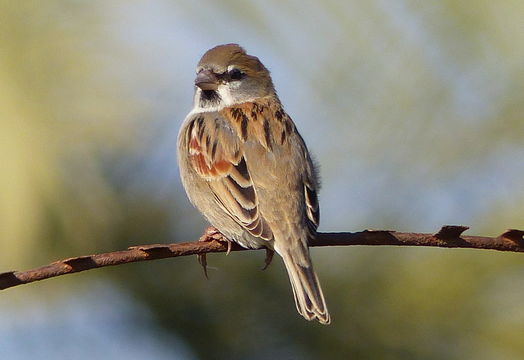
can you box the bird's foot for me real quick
[197,226,232,278]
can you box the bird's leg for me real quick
[262,248,275,270]
[197,226,232,278]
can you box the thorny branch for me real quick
[1,225,523,291]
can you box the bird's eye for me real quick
[228,68,243,81]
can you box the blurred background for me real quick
[1,0,523,359]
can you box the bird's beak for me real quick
[195,70,219,91]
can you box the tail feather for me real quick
[280,250,330,325]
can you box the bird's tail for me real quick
[279,247,330,325]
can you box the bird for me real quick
[177,44,330,324]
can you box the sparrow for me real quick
[177,44,330,324]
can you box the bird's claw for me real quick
[262,248,275,270]
[197,226,232,278]
[197,253,209,279]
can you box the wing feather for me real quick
[183,112,273,241]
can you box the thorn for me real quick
[500,229,524,244]
[262,248,275,270]
[434,225,469,239]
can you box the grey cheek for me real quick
[228,81,241,90]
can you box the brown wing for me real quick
[219,97,321,240]
[182,97,320,242]
[182,112,273,240]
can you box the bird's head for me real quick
[193,44,275,111]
